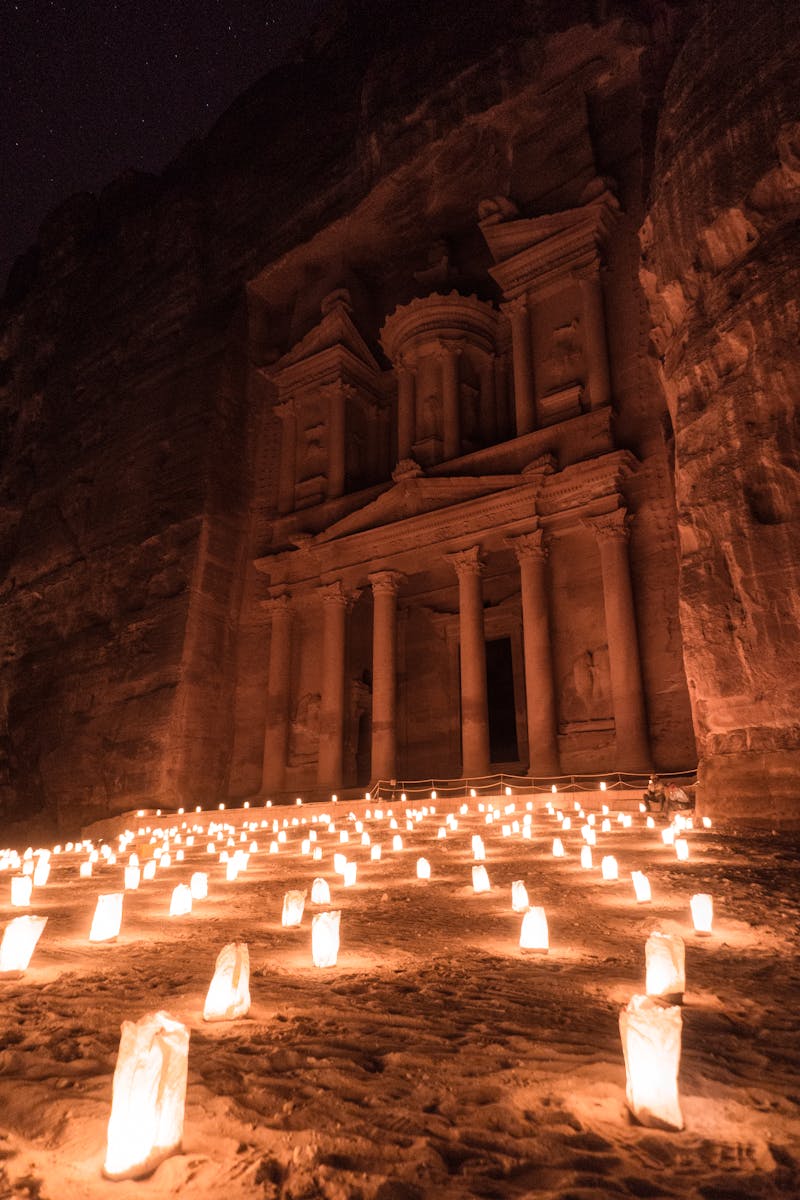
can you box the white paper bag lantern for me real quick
[313,846,323,861]
[511,880,529,912]
[417,858,431,880]
[619,995,683,1131]
[143,860,157,881]
[472,865,491,893]
[552,838,565,858]
[190,872,208,900]
[312,910,341,967]
[282,890,306,927]
[690,893,714,935]
[370,844,382,862]
[631,871,652,903]
[0,915,47,973]
[11,876,32,907]
[311,877,330,904]
[519,906,549,953]
[361,831,371,846]
[471,835,486,861]
[645,931,685,999]
[169,885,192,917]
[225,858,239,882]
[661,827,675,846]
[104,1010,189,1179]
[32,860,50,888]
[90,893,123,942]
[392,834,403,851]
[601,855,619,881]
[124,865,141,891]
[580,845,593,870]
[601,818,611,833]
[203,942,250,1022]
[333,852,347,875]
[79,861,93,879]
[674,838,689,861]
[343,861,357,887]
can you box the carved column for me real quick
[578,267,612,410]
[449,546,491,778]
[505,297,536,436]
[396,362,416,463]
[317,582,356,789]
[478,353,497,445]
[369,571,405,781]
[275,399,297,515]
[586,509,650,771]
[440,344,462,460]
[261,594,293,793]
[511,532,560,776]
[327,383,347,500]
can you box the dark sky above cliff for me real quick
[1,0,322,290]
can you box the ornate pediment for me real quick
[264,289,382,393]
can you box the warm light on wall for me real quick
[619,995,683,1130]
[104,1010,190,1179]
[645,931,685,999]
[203,942,250,1022]
[312,910,341,967]
[519,906,549,953]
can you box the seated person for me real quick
[664,781,693,818]
[643,775,665,813]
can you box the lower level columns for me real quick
[369,570,404,780]
[317,582,357,790]
[511,532,560,776]
[261,593,293,793]
[586,509,651,772]
[449,546,491,778]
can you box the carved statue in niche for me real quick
[560,645,612,723]
[542,317,583,393]
[297,421,326,483]
[288,692,321,766]
[420,389,442,440]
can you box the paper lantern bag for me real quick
[619,995,684,1131]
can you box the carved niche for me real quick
[559,644,613,732]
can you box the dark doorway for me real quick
[485,637,519,764]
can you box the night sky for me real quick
[1,0,323,290]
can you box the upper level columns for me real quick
[326,382,347,500]
[504,297,536,436]
[578,267,612,410]
[586,509,651,772]
[274,400,297,515]
[369,570,405,781]
[439,344,462,460]
[317,581,358,789]
[510,531,560,776]
[261,593,293,793]
[396,361,416,463]
[449,546,491,778]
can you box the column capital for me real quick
[509,530,549,563]
[261,591,293,618]
[274,397,296,420]
[500,295,529,319]
[448,545,485,579]
[320,580,361,609]
[368,570,406,597]
[584,508,632,545]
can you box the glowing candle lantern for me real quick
[103,1010,189,1180]
[690,893,714,935]
[702,816,712,829]
[311,877,330,904]
[472,865,491,893]
[203,942,250,1022]
[370,844,382,862]
[601,819,611,834]
[175,850,184,863]
[143,860,156,881]
[580,845,593,870]
[520,906,549,953]
[333,852,347,875]
[190,872,208,900]
[269,841,279,854]
[361,832,371,847]
[674,838,689,861]
[11,876,32,907]
[389,818,398,830]
[313,846,323,861]
[79,861,93,879]
[561,817,571,832]
[437,827,447,840]
[169,885,192,917]
[511,880,529,912]
[417,858,431,881]
[124,866,141,891]
[339,830,349,844]
[392,834,403,852]
[600,781,607,792]
[281,890,306,927]
[631,871,652,903]
[645,931,685,999]
[471,835,486,861]
[225,858,239,882]
[0,915,47,973]
[601,856,619,881]
[343,861,357,887]
[312,910,341,968]
[646,816,655,830]
[661,827,675,846]
[552,838,565,858]
[90,893,123,942]
[619,995,683,1131]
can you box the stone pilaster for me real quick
[578,266,612,410]
[261,593,293,793]
[317,581,358,789]
[448,546,491,778]
[369,570,405,781]
[274,399,296,515]
[585,509,651,772]
[396,362,416,463]
[439,344,462,461]
[510,531,560,776]
[504,297,536,435]
[326,382,347,500]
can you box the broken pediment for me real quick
[264,288,382,390]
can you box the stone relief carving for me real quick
[288,692,321,765]
[560,645,612,724]
[542,317,583,393]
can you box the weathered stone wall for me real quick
[641,0,800,823]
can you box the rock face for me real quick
[0,0,795,826]
[641,0,800,823]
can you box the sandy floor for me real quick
[0,794,798,1200]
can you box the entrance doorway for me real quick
[485,636,519,764]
